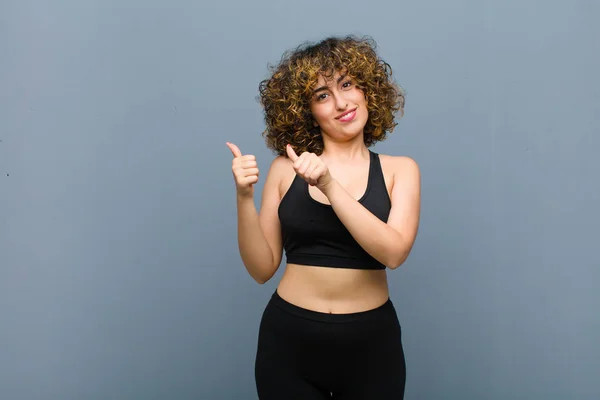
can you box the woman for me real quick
[226,36,420,399]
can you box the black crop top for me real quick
[278,150,391,270]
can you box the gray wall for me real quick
[1,0,598,399]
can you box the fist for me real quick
[226,142,259,197]
[286,144,332,189]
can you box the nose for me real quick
[335,93,348,111]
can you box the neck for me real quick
[320,133,370,163]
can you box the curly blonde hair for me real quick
[258,35,405,156]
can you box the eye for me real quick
[341,80,353,89]
[315,93,328,101]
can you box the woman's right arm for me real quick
[227,142,286,284]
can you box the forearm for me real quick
[236,194,276,283]
[322,180,409,269]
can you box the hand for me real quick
[286,144,333,191]
[226,142,259,197]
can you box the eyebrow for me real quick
[313,74,348,94]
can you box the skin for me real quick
[226,71,421,314]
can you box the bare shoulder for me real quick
[378,154,420,180]
[263,155,296,199]
[378,154,420,225]
[265,154,295,180]
[268,154,293,171]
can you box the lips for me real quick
[336,108,357,122]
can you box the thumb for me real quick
[226,142,242,158]
[286,144,299,162]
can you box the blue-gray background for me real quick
[1,0,598,399]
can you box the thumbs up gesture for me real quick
[226,142,259,197]
[286,144,333,190]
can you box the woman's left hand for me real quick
[286,144,333,191]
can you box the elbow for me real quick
[384,251,410,270]
[245,254,280,284]
[254,274,271,285]
[252,265,278,285]
[384,260,404,270]
[380,234,415,270]
[384,237,417,270]
[252,272,272,285]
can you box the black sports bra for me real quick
[277,150,391,270]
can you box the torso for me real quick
[275,153,397,314]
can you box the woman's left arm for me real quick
[322,156,421,269]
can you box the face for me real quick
[309,70,368,141]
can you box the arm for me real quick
[321,156,421,269]
[235,156,285,284]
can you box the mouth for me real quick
[335,107,357,122]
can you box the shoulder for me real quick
[263,155,296,196]
[378,153,420,180]
[266,155,294,176]
[377,154,420,208]
[270,154,293,168]
[263,155,297,201]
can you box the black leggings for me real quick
[254,291,406,399]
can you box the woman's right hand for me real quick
[226,142,259,198]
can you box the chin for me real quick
[340,127,367,141]
[324,116,369,140]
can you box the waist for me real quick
[277,263,390,314]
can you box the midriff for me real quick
[276,263,390,314]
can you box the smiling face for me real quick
[309,70,369,143]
